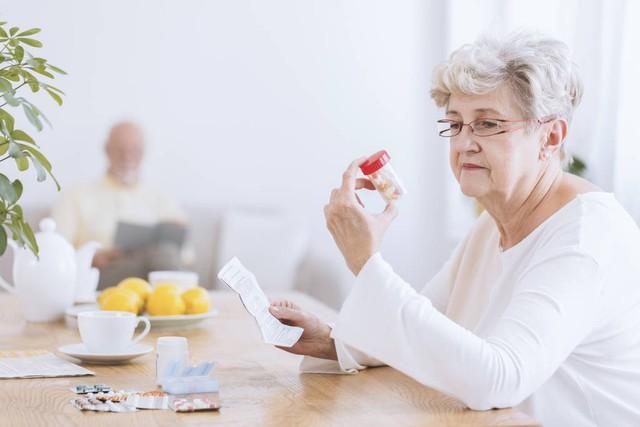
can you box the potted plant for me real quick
[0,21,65,256]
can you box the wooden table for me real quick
[0,291,538,426]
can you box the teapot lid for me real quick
[34,217,75,258]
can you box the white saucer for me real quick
[58,343,153,364]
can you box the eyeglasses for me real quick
[437,115,558,137]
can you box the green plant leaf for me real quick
[17,38,43,48]
[20,70,39,92]
[21,220,38,255]
[47,63,67,75]
[0,225,7,256]
[28,153,46,182]
[25,102,50,127]
[0,139,8,156]
[9,27,19,37]
[567,156,587,176]
[29,67,53,79]
[17,28,40,37]
[2,90,19,107]
[22,104,42,131]
[0,173,17,204]
[0,77,12,93]
[12,179,22,200]
[11,129,36,144]
[19,144,50,169]
[15,156,28,171]
[7,221,20,243]
[45,87,62,106]
[8,142,21,157]
[1,70,19,82]
[27,57,46,67]
[14,45,24,63]
[41,83,64,95]
[7,209,37,255]
[19,144,60,190]
[26,79,39,93]
[0,108,15,132]
[0,27,7,38]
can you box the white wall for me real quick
[2,1,453,292]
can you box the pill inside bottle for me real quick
[359,150,407,202]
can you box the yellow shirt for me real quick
[51,174,187,248]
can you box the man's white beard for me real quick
[114,169,139,185]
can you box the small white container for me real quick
[359,150,407,202]
[156,336,190,387]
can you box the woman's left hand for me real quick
[324,158,398,276]
[269,300,337,360]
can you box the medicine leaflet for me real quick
[217,257,303,347]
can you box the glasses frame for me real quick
[437,114,558,138]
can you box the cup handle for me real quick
[132,317,151,344]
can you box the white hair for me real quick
[430,31,583,166]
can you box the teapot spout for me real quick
[74,241,102,302]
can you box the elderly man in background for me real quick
[52,121,187,289]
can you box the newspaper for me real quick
[0,350,94,379]
[217,257,303,347]
[114,221,187,251]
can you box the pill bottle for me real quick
[156,336,190,387]
[359,150,407,202]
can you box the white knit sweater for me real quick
[306,192,640,427]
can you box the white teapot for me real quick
[0,218,100,322]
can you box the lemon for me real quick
[117,277,152,302]
[147,286,186,316]
[153,282,180,294]
[100,288,142,314]
[97,286,119,305]
[181,287,210,314]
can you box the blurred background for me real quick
[2,0,639,308]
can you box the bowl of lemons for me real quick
[65,277,218,330]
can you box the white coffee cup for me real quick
[78,311,151,354]
[148,271,198,291]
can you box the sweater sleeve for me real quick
[303,237,470,374]
[331,250,602,410]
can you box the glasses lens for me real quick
[437,120,459,137]
[471,119,502,136]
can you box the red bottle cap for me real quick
[359,150,390,175]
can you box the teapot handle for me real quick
[0,274,15,294]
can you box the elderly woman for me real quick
[269,32,640,426]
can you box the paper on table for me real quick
[217,257,303,347]
[0,350,94,379]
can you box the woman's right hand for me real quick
[269,300,338,361]
[91,248,123,269]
